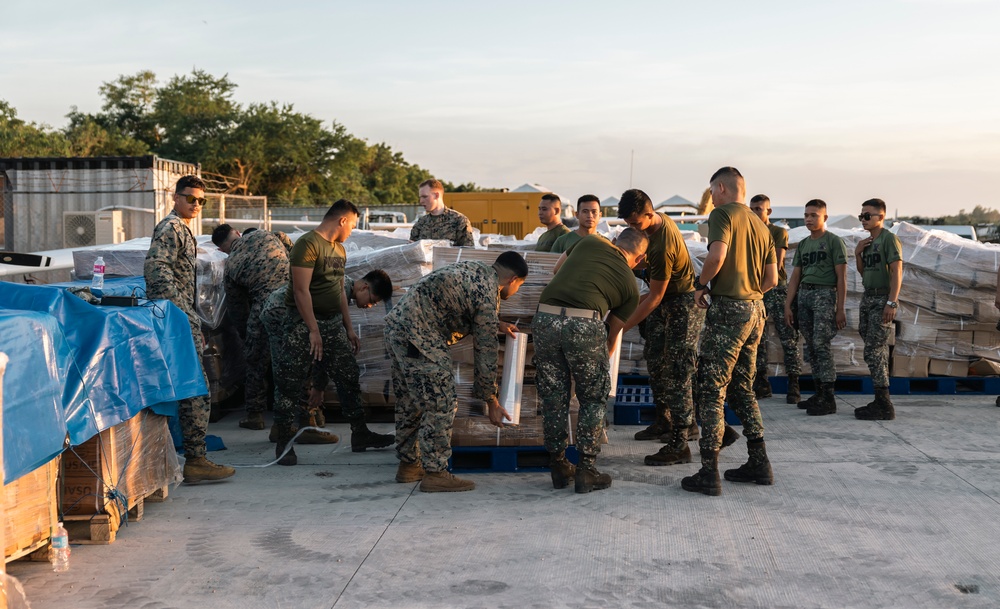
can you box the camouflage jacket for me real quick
[410,208,475,247]
[224,230,293,330]
[144,211,197,314]
[386,261,500,400]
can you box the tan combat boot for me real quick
[395,460,426,483]
[295,412,339,444]
[183,456,236,483]
[419,471,475,492]
[239,411,265,430]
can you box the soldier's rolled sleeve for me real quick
[144,225,181,301]
[276,231,294,252]
[455,220,475,247]
[471,302,500,400]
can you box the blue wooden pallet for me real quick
[768,375,1000,396]
[449,445,579,473]
[613,385,742,426]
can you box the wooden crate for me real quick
[60,411,178,544]
[3,457,58,563]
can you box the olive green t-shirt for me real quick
[768,223,790,286]
[705,203,776,300]
[284,230,345,316]
[792,231,848,286]
[860,229,902,290]
[646,213,695,294]
[540,235,639,322]
[536,224,570,252]
[550,230,583,254]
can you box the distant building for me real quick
[654,195,699,217]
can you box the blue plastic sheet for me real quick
[0,283,208,479]
[0,311,70,482]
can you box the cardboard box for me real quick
[935,330,974,348]
[934,293,975,317]
[4,457,58,562]
[892,355,929,378]
[969,358,1000,376]
[928,358,969,377]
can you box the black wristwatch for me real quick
[885,300,898,309]
[694,278,708,291]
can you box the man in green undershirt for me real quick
[535,193,570,252]
[551,195,601,254]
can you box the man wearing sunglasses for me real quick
[853,199,902,420]
[145,175,236,483]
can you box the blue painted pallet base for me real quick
[449,445,579,473]
[613,403,743,426]
[767,375,1000,396]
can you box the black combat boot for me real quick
[798,390,819,410]
[274,425,298,466]
[807,382,837,416]
[724,439,774,485]
[350,422,395,452]
[681,449,722,496]
[753,369,772,399]
[574,455,612,493]
[645,424,691,466]
[786,374,801,405]
[549,451,577,489]
[634,405,672,441]
[856,387,895,420]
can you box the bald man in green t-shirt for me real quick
[682,167,778,497]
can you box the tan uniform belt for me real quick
[537,303,602,320]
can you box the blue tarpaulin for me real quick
[0,282,208,482]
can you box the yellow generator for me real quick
[444,192,544,239]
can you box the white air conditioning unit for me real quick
[63,210,126,248]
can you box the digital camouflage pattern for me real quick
[224,230,293,414]
[756,286,801,376]
[697,299,766,452]
[384,261,502,471]
[532,313,611,459]
[797,287,838,383]
[859,291,893,388]
[144,211,210,458]
[409,208,475,247]
[644,292,705,429]
[261,286,365,429]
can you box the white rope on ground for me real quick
[228,426,347,468]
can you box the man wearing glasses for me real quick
[551,195,602,254]
[853,199,902,420]
[145,175,236,483]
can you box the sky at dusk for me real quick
[2,0,998,217]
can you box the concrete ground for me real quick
[8,393,1000,609]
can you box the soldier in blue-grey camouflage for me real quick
[682,167,778,497]
[615,189,707,467]
[749,194,803,404]
[212,224,293,431]
[784,199,848,417]
[535,230,648,493]
[144,175,235,484]
[385,251,528,493]
[409,178,475,247]
[268,200,395,465]
[853,198,902,421]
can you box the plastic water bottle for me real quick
[91,255,105,299]
[50,522,70,572]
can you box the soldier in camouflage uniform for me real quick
[212,224,293,431]
[853,198,902,420]
[749,195,802,403]
[385,251,528,492]
[784,199,848,416]
[409,178,475,247]
[682,167,778,497]
[144,175,235,484]
[534,230,647,493]
[270,200,394,465]
[614,189,708,466]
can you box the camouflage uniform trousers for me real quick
[243,301,273,415]
[644,292,705,429]
[262,301,365,430]
[797,286,839,383]
[180,307,212,459]
[696,299,767,452]
[859,291,893,388]
[756,286,801,376]
[532,312,611,458]
[384,323,457,473]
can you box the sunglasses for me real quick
[177,194,207,206]
[858,212,882,221]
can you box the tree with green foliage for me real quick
[0,101,69,157]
